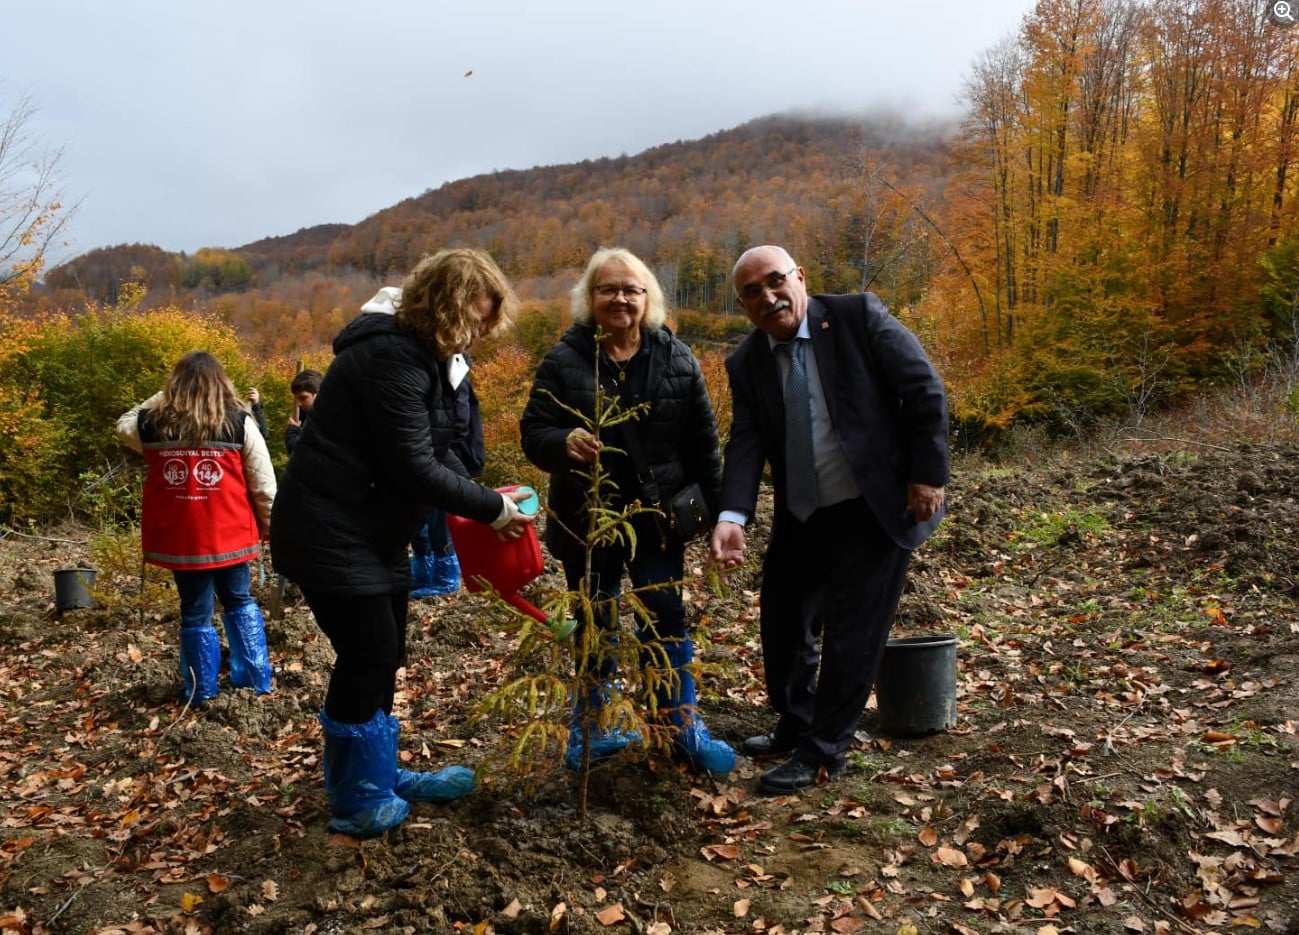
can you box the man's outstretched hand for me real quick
[709,521,746,570]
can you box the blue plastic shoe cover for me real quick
[563,687,642,771]
[409,553,436,596]
[662,640,735,776]
[223,604,273,694]
[432,554,461,593]
[384,715,476,802]
[395,765,476,802]
[179,627,221,703]
[564,722,639,771]
[414,554,460,598]
[319,709,410,839]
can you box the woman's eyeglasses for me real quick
[594,284,648,299]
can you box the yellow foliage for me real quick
[0,302,256,525]
[474,344,545,492]
[696,348,732,444]
[0,379,64,520]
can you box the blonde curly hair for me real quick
[396,249,520,358]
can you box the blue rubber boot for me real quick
[223,604,273,694]
[385,716,476,802]
[563,684,641,771]
[319,709,410,839]
[661,640,736,776]
[409,554,442,599]
[179,627,221,704]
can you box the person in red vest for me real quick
[116,351,277,704]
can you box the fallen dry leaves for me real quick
[1,444,1296,933]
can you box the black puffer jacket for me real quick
[520,323,722,564]
[271,312,503,595]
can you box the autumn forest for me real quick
[4,0,1299,522]
[2,4,1299,931]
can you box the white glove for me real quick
[490,493,522,530]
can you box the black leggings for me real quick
[302,588,409,723]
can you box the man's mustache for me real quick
[761,299,791,317]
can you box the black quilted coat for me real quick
[520,323,722,565]
[271,312,503,595]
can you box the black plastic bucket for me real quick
[54,567,97,613]
[876,634,958,736]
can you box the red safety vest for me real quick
[138,411,261,571]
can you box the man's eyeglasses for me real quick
[738,267,797,302]
[594,284,648,299]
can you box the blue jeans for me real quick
[410,509,453,558]
[173,562,255,630]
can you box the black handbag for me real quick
[666,481,711,541]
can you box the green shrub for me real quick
[0,298,256,525]
[0,380,65,522]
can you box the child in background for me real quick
[284,369,322,454]
[246,387,268,438]
[116,351,276,703]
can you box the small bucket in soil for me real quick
[54,567,97,613]
[875,634,958,736]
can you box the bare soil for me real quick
[2,442,1297,934]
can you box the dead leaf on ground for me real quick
[934,845,968,868]
[701,843,741,861]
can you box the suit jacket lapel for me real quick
[807,298,838,427]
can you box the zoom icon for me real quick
[1271,0,1297,25]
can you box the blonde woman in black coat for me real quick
[520,247,734,776]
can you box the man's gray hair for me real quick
[732,245,797,289]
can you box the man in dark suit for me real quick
[710,244,949,794]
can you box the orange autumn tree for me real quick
[937,0,1299,440]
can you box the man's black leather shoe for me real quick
[758,753,845,795]
[740,731,797,759]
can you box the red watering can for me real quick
[447,485,546,622]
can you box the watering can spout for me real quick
[504,592,547,623]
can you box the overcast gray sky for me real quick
[4,0,1035,258]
